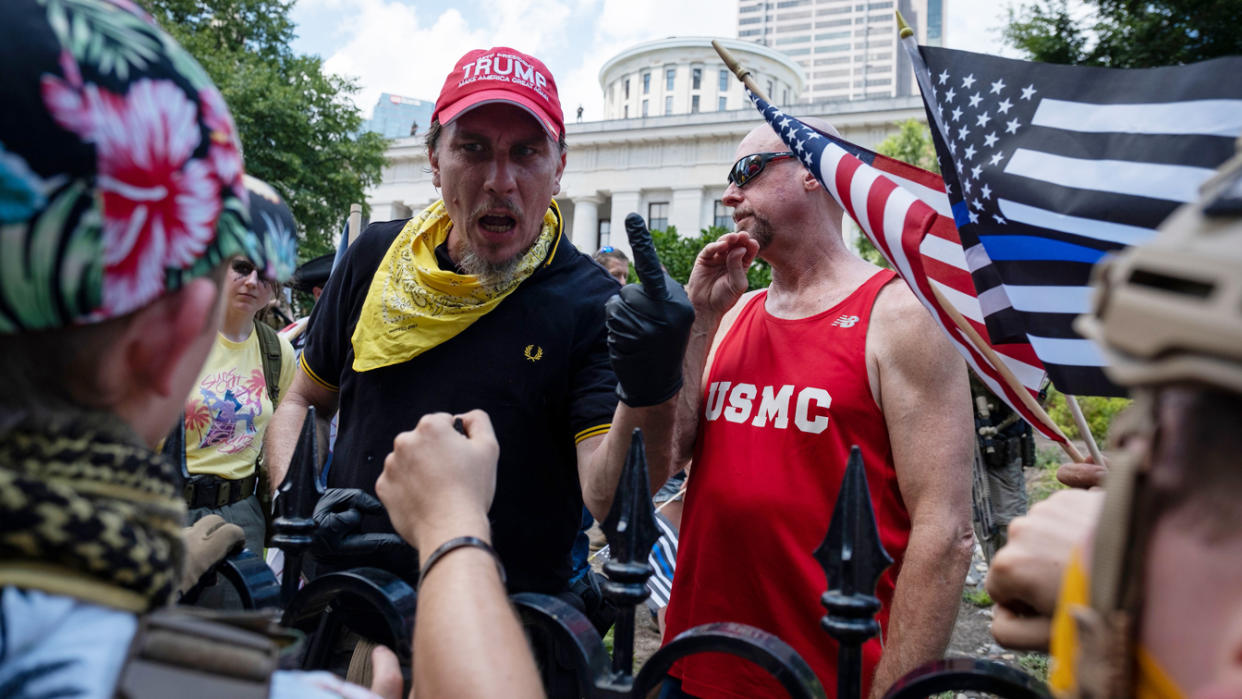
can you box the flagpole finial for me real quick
[713,39,770,103]
[896,10,914,38]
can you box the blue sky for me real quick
[290,0,1021,121]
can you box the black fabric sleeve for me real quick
[300,221,405,391]
[568,274,622,445]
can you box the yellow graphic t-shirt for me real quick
[183,328,295,480]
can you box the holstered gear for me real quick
[116,608,285,699]
[178,515,246,598]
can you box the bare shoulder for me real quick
[866,279,964,405]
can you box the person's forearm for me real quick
[868,519,974,698]
[581,399,678,521]
[265,395,330,493]
[413,521,542,698]
[673,313,722,467]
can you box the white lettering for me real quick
[494,55,513,75]
[514,61,534,83]
[705,381,730,421]
[724,383,757,423]
[751,384,793,429]
[536,72,547,90]
[794,387,832,434]
[474,57,492,76]
[461,64,473,79]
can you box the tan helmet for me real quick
[1077,147,1242,394]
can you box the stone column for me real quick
[609,190,641,261]
[570,195,601,252]
[671,187,704,238]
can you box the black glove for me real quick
[604,214,695,407]
[311,487,406,559]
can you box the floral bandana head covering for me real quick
[0,0,297,334]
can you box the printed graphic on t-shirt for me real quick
[185,368,268,454]
[704,381,832,434]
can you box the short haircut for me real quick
[593,249,629,267]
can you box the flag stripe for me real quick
[997,199,1157,246]
[1004,285,1093,314]
[1027,335,1109,366]
[1031,98,1242,137]
[980,236,1107,263]
[1005,149,1215,203]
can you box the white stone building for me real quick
[366,37,928,261]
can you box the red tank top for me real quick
[664,269,908,699]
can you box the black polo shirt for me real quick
[301,213,620,594]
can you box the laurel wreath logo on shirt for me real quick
[524,345,543,362]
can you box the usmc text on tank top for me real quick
[704,382,832,435]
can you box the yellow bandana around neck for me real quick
[351,199,561,372]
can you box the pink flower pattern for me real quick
[41,53,223,317]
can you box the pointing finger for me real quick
[624,213,668,299]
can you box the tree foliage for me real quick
[650,226,771,290]
[851,119,940,268]
[139,0,388,259]
[1003,0,1242,68]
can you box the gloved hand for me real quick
[311,487,406,559]
[178,514,245,597]
[604,214,695,407]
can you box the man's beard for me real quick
[457,247,522,285]
[742,211,774,250]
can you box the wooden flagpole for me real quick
[1065,394,1106,464]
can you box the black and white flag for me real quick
[915,46,1242,396]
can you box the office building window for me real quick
[598,219,611,248]
[665,95,673,114]
[666,68,675,90]
[642,99,648,116]
[624,78,630,99]
[719,69,729,91]
[714,201,733,230]
[718,96,727,111]
[691,95,700,113]
[648,202,669,230]
[692,67,702,90]
[642,72,651,94]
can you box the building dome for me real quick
[599,37,804,120]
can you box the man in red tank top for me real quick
[661,119,975,698]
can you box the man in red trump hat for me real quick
[266,47,692,623]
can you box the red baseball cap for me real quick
[432,47,564,139]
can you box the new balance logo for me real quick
[832,315,860,328]
[704,382,832,434]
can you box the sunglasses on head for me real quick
[597,246,615,253]
[727,151,796,188]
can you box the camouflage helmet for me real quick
[1077,147,1242,394]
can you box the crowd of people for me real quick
[1,1,1239,698]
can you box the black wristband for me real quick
[417,536,506,590]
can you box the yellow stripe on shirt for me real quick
[574,423,611,444]
[300,354,339,392]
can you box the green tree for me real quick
[1003,0,1242,67]
[140,0,388,258]
[851,119,940,268]
[650,226,771,290]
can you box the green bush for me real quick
[1045,387,1131,444]
[649,226,771,291]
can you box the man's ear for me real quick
[552,149,567,196]
[429,146,441,188]
[802,168,822,192]
[123,278,221,398]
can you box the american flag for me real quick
[745,91,1065,444]
[914,47,1242,396]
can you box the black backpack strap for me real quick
[253,320,283,404]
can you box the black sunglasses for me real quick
[727,151,796,188]
[230,258,257,278]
